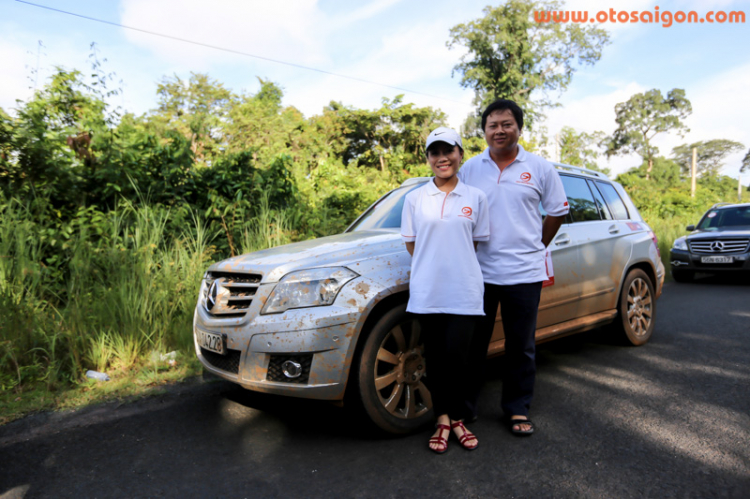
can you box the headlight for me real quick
[672,237,688,251]
[261,267,359,315]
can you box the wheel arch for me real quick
[622,260,657,297]
[342,291,409,397]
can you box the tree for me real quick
[556,126,609,175]
[671,140,745,177]
[152,72,234,164]
[223,79,305,166]
[606,88,692,180]
[742,148,750,174]
[332,96,446,175]
[448,0,609,133]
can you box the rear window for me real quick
[559,175,600,222]
[595,182,630,220]
[588,179,612,221]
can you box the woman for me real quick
[401,127,489,454]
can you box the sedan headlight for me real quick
[672,237,688,251]
[261,267,359,315]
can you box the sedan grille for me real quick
[203,271,262,318]
[689,239,749,254]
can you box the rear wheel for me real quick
[671,269,694,282]
[354,304,433,434]
[614,269,656,346]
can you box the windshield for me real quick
[697,206,750,230]
[347,181,427,232]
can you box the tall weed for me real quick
[0,195,217,391]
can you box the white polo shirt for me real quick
[401,179,490,316]
[457,145,569,286]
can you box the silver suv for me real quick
[193,164,665,433]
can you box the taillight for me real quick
[647,231,660,257]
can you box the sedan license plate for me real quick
[197,330,225,355]
[701,255,733,264]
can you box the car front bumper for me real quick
[669,249,750,273]
[193,277,384,401]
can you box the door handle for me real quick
[608,224,620,234]
[554,234,571,245]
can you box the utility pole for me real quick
[691,147,697,197]
[739,172,743,202]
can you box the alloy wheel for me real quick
[373,318,432,419]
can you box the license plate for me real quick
[197,330,225,355]
[701,255,733,264]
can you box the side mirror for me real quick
[686,225,695,231]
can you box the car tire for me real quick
[614,269,656,346]
[354,303,433,434]
[671,269,694,282]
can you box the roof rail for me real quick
[400,177,430,187]
[710,202,734,209]
[552,162,609,179]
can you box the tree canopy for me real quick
[557,126,608,175]
[606,88,692,179]
[671,139,745,177]
[448,0,609,133]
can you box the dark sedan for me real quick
[670,202,750,281]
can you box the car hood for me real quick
[688,228,750,239]
[209,230,405,283]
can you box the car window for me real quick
[559,175,600,222]
[348,182,426,232]
[587,179,612,220]
[539,202,574,224]
[698,207,750,229]
[595,181,630,220]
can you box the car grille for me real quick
[267,354,313,384]
[689,239,749,254]
[203,271,262,318]
[200,347,242,374]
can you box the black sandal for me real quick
[507,417,535,436]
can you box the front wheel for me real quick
[354,304,433,434]
[614,269,656,346]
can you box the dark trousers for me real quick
[418,313,476,421]
[465,282,543,418]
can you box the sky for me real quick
[2,0,750,182]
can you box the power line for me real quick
[15,0,473,107]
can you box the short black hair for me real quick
[481,99,524,132]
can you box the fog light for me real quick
[281,360,302,379]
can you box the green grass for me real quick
[0,195,297,424]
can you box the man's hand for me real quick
[541,215,566,248]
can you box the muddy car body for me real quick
[194,164,665,433]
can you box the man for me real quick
[457,99,569,436]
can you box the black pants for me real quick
[417,313,477,421]
[465,282,543,418]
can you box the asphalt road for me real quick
[2,276,749,498]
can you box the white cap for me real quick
[425,127,462,151]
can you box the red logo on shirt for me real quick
[520,172,532,183]
[459,206,473,219]
[563,201,569,207]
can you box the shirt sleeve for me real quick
[473,191,490,242]
[541,165,570,217]
[401,193,417,242]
